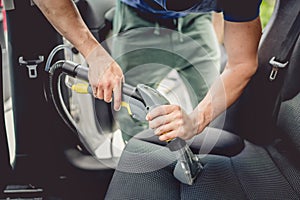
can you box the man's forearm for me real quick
[191,61,258,133]
[191,17,262,133]
[34,0,99,57]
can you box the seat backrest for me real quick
[75,0,115,42]
[222,0,300,145]
[276,35,300,154]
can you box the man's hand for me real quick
[86,46,124,111]
[146,105,199,141]
[34,0,124,111]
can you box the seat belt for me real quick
[269,11,300,118]
[268,11,300,81]
[228,8,300,144]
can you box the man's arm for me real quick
[34,0,123,110]
[34,0,97,57]
[193,17,262,132]
[147,17,262,141]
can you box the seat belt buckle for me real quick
[19,56,44,79]
[269,56,289,81]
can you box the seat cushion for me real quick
[277,92,300,154]
[277,36,300,154]
[105,139,299,199]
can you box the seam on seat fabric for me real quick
[230,157,249,200]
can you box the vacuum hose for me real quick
[47,60,95,155]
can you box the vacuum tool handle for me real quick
[61,61,143,101]
[61,60,89,80]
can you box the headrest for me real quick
[76,0,116,29]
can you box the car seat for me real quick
[105,0,300,199]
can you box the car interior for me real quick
[0,0,299,199]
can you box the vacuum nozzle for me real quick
[167,138,203,185]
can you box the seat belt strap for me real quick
[269,11,300,118]
[269,11,300,81]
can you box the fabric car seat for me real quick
[75,0,115,42]
[105,0,300,199]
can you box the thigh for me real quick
[112,2,174,87]
[175,13,221,107]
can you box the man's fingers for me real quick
[92,86,97,96]
[103,85,113,103]
[95,86,104,100]
[113,80,122,111]
[148,106,165,119]
[92,75,123,111]
[158,130,177,141]
[154,122,174,136]
[148,115,166,129]
[146,105,176,120]
[92,86,104,100]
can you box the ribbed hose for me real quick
[48,61,76,132]
[47,61,95,156]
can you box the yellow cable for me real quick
[71,84,135,117]
[71,83,89,94]
[121,101,132,115]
